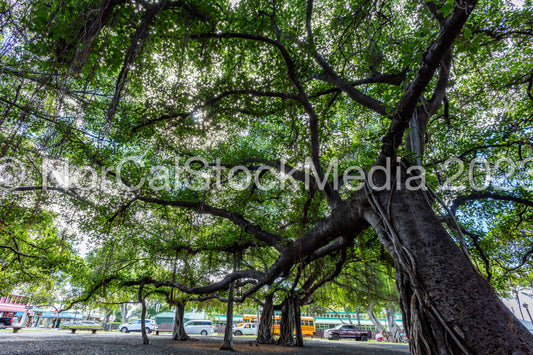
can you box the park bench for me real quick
[66,327,100,334]
[155,322,173,335]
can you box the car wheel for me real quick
[120,327,128,333]
[332,334,340,341]
[146,328,152,334]
[201,330,208,336]
[361,335,368,342]
[234,330,242,336]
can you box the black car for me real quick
[0,317,13,327]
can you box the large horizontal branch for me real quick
[303,236,353,264]
[0,244,43,259]
[310,72,406,99]
[474,28,533,40]
[135,196,283,249]
[123,270,265,295]
[427,141,526,167]
[132,89,300,132]
[450,192,533,215]
[151,201,367,299]
[311,54,391,116]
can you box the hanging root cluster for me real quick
[363,174,472,355]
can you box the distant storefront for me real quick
[38,311,84,328]
[0,295,33,325]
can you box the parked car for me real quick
[119,319,157,333]
[233,322,257,336]
[184,320,215,336]
[324,324,372,341]
[0,317,13,328]
[376,333,384,341]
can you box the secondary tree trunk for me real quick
[277,296,295,346]
[103,311,112,331]
[293,297,303,347]
[220,253,237,351]
[120,303,130,323]
[366,303,389,340]
[172,300,190,341]
[386,309,402,342]
[138,286,149,345]
[356,308,362,329]
[344,307,353,325]
[256,294,274,344]
[363,164,533,354]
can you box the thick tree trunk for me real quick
[138,286,149,345]
[172,300,190,341]
[293,297,303,347]
[256,294,274,344]
[356,309,361,329]
[386,309,402,342]
[277,297,295,346]
[363,164,533,354]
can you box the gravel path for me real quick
[0,330,410,355]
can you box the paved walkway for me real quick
[0,330,410,354]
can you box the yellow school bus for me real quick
[242,314,315,336]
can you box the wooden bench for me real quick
[66,327,100,334]
[155,322,173,335]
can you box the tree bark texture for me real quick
[293,297,303,347]
[172,300,190,341]
[363,165,533,354]
[277,297,295,347]
[256,294,274,344]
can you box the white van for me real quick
[184,320,215,335]
[233,322,257,336]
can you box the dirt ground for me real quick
[0,330,411,354]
